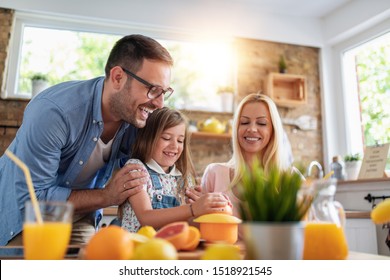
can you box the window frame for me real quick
[324,17,390,169]
[2,11,236,114]
[1,12,132,99]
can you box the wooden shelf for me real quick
[267,73,307,107]
[190,131,231,140]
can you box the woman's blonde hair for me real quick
[132,107,196,188]
[228,93,288,187]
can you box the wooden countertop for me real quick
[2,243,389,260]
[345,211,371,219]
[337,177,390,185]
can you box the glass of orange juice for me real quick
[23,201,73,260]
[303,178,348,260]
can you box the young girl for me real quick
[120,107,230,232]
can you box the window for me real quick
[2,12,236,112]
[342,32,390,168]
[14,27,120,98]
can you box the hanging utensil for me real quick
[282,115,317,130]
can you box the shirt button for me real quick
[10,231,14,236]
[93,137,98,142]
[66,181,70,185]
[93,120,97,124]
[79,160,84,165]
[98,121,102,125]
[157,194,162,201]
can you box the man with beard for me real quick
[0,34,195,248]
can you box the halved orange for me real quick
[181,226,201,251]
[155,221,189,250]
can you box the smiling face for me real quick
[151,123,186,172]
[237,101,273,162]
[109,59,172,128]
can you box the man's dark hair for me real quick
[105,34,173,77]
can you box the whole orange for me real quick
[84,225,134,260]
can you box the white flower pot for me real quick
[219,92,234,112]
[344,161,362,180]
[31,80,49,97]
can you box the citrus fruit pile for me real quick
[83,221,203,260]
[371,198,390,224]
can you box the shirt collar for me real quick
[145,159,182,176]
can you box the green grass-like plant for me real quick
[344,153,362,162]
[31,73,48,81]
[238,160,312,222]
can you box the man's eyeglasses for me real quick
[121,67,174,100]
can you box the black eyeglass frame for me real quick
[121,67,174,100]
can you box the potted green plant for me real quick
[216,85,235,112]
[279,55,287,73]
[343,153,362,180]
[216,85,234,94]
[31,73,49,97]
[238,160,313,259]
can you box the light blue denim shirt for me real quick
[0,77,137,245]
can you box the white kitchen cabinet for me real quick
[335,178,390,256]
[344,218,377,254]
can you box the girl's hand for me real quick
[191,193,230,217]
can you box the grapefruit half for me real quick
[155,221,190,250]
[181,226,201,251]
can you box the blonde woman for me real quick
[201,93,289,224]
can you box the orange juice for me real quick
[23,222,72,260]
[303,222,348,260]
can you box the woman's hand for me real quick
[185,185,203,203]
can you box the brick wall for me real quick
[0,9,29,156]
[0,8,322,175]
[235,38,322,167]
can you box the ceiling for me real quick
[234,0,352,18]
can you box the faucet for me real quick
[306,161,324,179]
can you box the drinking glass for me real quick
[23,201,73,260]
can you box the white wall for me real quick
[0,0,324,47]
[3,0,388,45]
[322,0,390,44]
